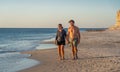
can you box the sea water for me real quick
[0,28,106,72]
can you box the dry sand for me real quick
[19,30,120,72]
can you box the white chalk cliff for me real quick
[109,10,120,30]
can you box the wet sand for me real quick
[19,30,120,72]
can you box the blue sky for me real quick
[0,0,120,28]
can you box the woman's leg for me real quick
[61,45,65,60]
[58,45,62,60]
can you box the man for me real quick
[67,20,81,60]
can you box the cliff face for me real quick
[109,10,120,30]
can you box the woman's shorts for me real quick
[57,41,65,45]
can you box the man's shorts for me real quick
[70,38,78,47]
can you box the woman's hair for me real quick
[58,24,62,26]
[58,24,63,28]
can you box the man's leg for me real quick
[73,39,78,59]
[61,45,65,60]
[74,46,78,59]
[71,44,75,60]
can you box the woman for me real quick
[55,24,66,60]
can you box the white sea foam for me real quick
[0,40,39,52]
[36,44,57,50]
[0,52,39,72]
[42,37,55,42]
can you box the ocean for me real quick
[0,28,106,72]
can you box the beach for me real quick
[0,0,120,72]
[20,30,120,72]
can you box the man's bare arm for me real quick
[66,28,70,43]
[78,29,81,39]
[77,28,81,43]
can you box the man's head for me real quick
[69,20,75,27]
[58,24,63,30]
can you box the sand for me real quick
[19,30,120,72]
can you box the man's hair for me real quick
[69,20,75,23]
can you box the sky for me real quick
[0,0,120,28]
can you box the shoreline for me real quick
[19,30,120,72]
[19,48,58,72]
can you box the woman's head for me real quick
[58,24,63,30]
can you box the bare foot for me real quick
[61,57,65,60]
[57,57,62,61]
[72,56,75,60]
[76,55,78,59]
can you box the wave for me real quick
[0,52,39,72]
[0,40,39,52]
[42,37,55,42]
[36,44,57,50]
[0,29,57,72]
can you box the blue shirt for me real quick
[55,29,66,42]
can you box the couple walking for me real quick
[55,20,81,60]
